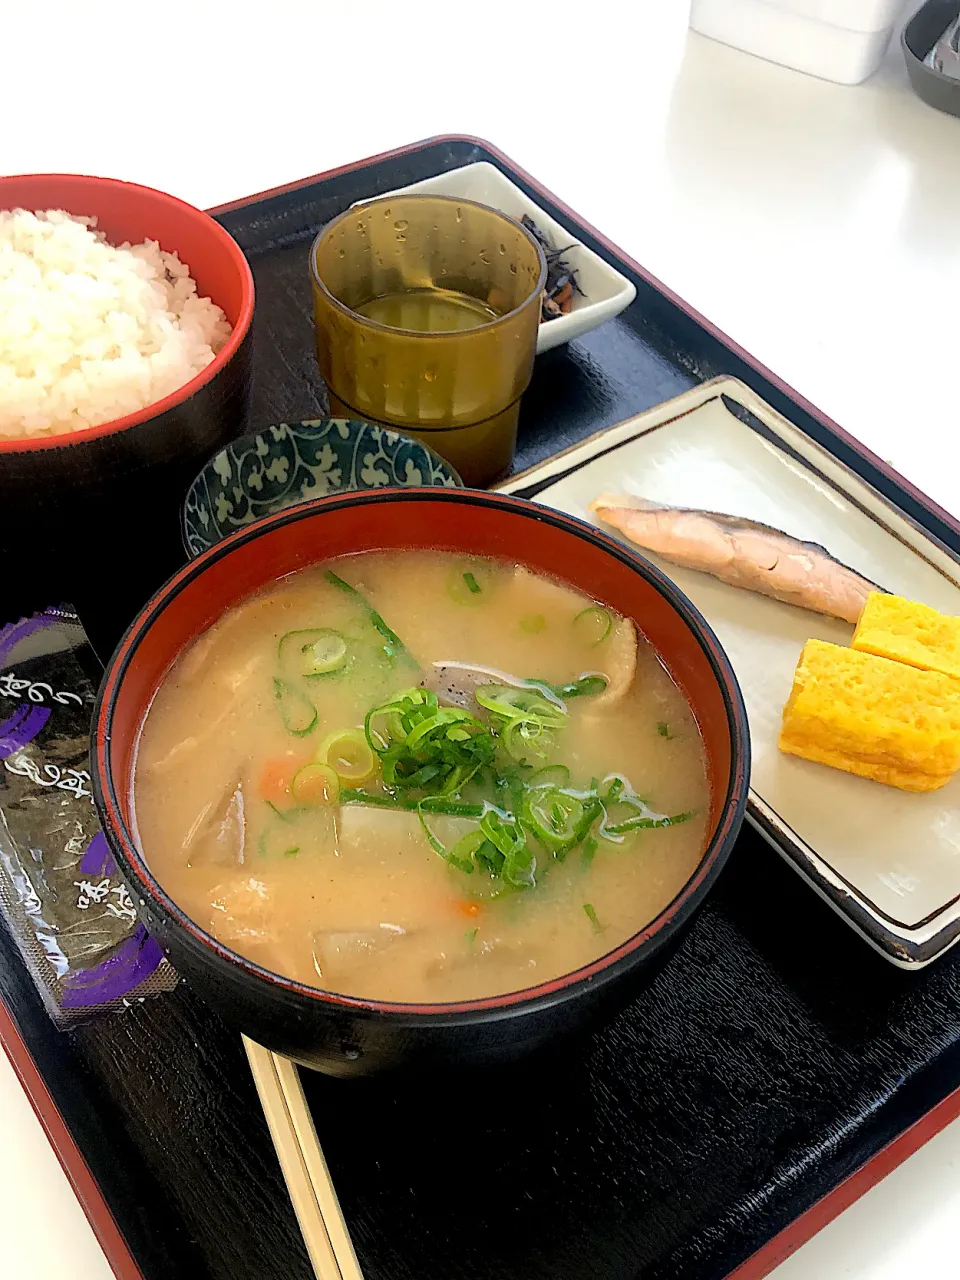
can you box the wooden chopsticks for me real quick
[243,1037,364,1280]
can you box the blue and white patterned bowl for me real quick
[182,418,462,558]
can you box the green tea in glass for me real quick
[310,195,546,486]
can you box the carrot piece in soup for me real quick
[258,758,299,805]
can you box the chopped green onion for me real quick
[291,763,340,806]
[465,927,479,946]
[657,721,673,739]
[446,565,490,606]
[532,673,609,701]
[583,903,603,933]
[284,846,300,858]
[406,707,472,749]
[603,809,693,836]
[304,633,348,675]
[416,804,452,858]
[581,836,598,869]
[501,718,544,761]
[476,683,567,762]
[448,828,489,874]
[416,808,484,875]
[573,607,613,647]
[598,776,692,838]
[273,679,317,736]
[324,570,417,668]
[522,787,585,854]
[480,810,536,888]
[340,789,485,819]
[476,684,566,723]
[478,810,515,856]
[528,764,571,790]
[278,628,349,679]
[318,729,376,783]
[575,797,604,843]
[605,777,625,802]
[364,688,496,795]
[336,673,690,898]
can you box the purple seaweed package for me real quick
[0,606,176,1026]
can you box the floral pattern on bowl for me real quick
[182,418,462,557]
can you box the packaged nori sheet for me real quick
[0,605,176,1026]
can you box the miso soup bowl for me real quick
[92,489,750,1077]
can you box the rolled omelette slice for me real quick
[852,591,960,680]
[778,638,960,792]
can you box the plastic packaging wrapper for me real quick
[0,605,176,1026]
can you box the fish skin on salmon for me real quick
[589,494,879,624]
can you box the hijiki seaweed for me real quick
[521,214,584,320]
[0,606,176,1026]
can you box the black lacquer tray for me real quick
[4,136,960,1280]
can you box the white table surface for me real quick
[3,2,959,1276]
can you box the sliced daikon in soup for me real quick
[134,551,710,1002]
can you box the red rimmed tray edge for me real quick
[3,970,960,1280]
[0,133,957,1280]
[0,997,142,1280]
[730,1082,960,1277]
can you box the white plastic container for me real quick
[689,0,908,85]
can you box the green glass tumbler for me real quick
[310,194,546,486]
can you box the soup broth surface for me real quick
[134,553,710,1002]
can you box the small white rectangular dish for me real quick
[499,377,960,968]
[354,161,637,354]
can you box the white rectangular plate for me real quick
[353,161,637,354]
[499,377,960,968]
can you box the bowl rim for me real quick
[92,488,751,1023]
[309,193,548,339]
[180,416,464,558]
[0,172,255,455]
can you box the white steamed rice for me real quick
[0,208,233,440]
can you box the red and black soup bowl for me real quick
[91,489,750,1077]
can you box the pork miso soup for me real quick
[134,553,710,1002]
